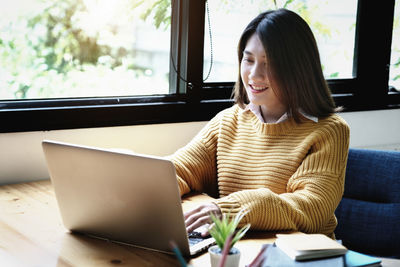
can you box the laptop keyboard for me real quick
[188,231,205,246]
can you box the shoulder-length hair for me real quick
[233,8,339,122]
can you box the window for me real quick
[390,0,400,92]
[0,0,171,100]
[203,0,357,82]
[0,0,399,133]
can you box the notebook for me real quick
[260,243,344,267]
[42,140,215,256]
[275,233,347,261]
[344,250,381,267]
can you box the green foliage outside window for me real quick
[0,0,170,99]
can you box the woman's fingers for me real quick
[184,203,222,234]
[183,205,204,220]
[186,214,210,233]
[184,205,211,232]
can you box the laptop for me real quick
[42,140,215,256]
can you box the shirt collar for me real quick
[241,103,318,123]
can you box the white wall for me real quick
[0,109,399,185]
[340,109,400,150]
[0,121,207,185]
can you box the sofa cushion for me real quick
[335,198,400,257]
[343,148,400,203]
[335,148,400,258]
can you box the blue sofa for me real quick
[334,148,400,258]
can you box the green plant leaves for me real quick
[208,209,250,251]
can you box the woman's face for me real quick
[240,34,285,113]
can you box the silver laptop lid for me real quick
[42,140,191,255]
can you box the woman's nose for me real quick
[249,63,267,81]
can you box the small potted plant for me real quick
[208,209,251,267]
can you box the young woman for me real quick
[170,8,350,238]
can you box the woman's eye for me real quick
[243,58,254,63]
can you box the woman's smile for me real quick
[249,84,269,93]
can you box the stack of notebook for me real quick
[246,233,382,267]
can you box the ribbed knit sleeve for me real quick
[169,111,222,197]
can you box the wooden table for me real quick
[0,180,398,266]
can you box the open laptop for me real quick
[42,140,215,256]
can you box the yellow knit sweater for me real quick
[171,104,350,237]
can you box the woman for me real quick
[171,8,349,238]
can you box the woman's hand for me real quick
[184,203,222,237]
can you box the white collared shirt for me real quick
[243,103,318,123]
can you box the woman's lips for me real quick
[250,84,268,93]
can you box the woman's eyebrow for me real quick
[243,50,267,59]
[243,50,253,56]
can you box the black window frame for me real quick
[0,0,399,133]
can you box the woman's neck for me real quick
[259,105,287,123]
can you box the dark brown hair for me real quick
[233,8,339,122]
